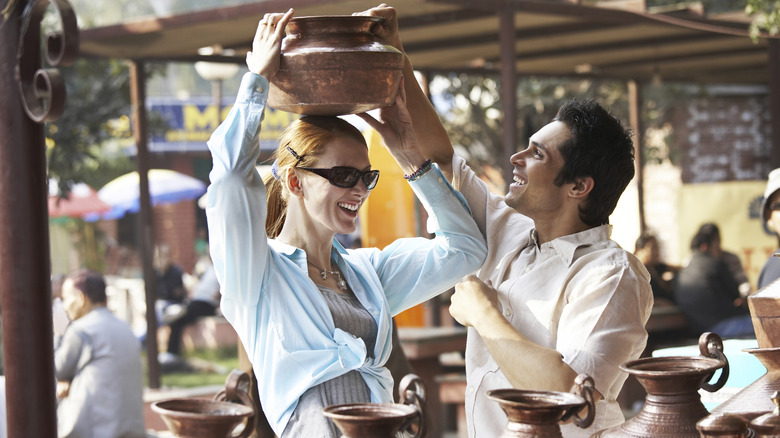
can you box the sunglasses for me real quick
[298,166,380,190]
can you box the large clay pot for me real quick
[486,374,595,438]
[268,15,404,116]
[592,332,729,438]
[151,369,256,438]
[323,373,427,438]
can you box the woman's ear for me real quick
[286,169,304,197]
[569,176,594,199]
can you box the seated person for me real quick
[54,269,145,438]
[634,233,678,303]
[759,168,780,289]
[160,261,221,364]
[674,223,754,339]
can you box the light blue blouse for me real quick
[205,72,487,436]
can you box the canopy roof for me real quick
[78,0,777,85]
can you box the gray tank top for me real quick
[281,285,378,437]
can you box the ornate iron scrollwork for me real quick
[16,0,79,123]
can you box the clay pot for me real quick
[486,374,595,438]
[268,15,404,116]
[151,369,256,438]
[710,347,779,422]
[750,391,780,437]
[592,332,729,438]
[697,413,749,438]
[323,373,427,438]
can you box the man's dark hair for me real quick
[690,222,720,251]
[67,269,107,304]
[553,99,635,227]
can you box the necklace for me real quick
[307,259,348,291]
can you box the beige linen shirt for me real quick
[451,155,653,438]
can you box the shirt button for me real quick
[438,177,443,183]
[372,310,379,316]
[256,87,264,93]
[524,266,532,273]
[504,308,511,317]
[467,386,475,394]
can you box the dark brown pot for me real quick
[696,413,748,438]
[151,369,256,438]
[592,332,729,438]
[268,15,404,116]
[323,373,427,438]
[486,374,595,438]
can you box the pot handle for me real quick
[399,374,427,438]
[561,374,595,429]
[213,369,258,438]
[698,332,730,393]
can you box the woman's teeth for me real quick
[339,202,359,211]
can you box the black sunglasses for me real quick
[298,166,380,190]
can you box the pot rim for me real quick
[151,398,254,419]
[322,402,417,421]
[485,388,586,409]
[620,355,725,376]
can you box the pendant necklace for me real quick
[307,259,348,291]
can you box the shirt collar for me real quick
[269,237,349,266]
[532,224,612,267]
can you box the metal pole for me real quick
[129,60,161,388]
[627,80,646,235]
[0,0,57,435]
[769,39,780,169]
[500,10,518,192]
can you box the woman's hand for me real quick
[353,3,403,52]
[358,77,425,175]
[246,8,294,80]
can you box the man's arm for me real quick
[360,4,454,179]
[450,275,603,399]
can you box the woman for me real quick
[205,9,487,437]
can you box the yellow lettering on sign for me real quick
[184,105,218,131]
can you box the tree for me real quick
[746,0,780,41]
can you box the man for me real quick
[360,6,653,436]
[54,269,145,438]
[759,167,780,289]
[675,223,754,339]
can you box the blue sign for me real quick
[148,97,298,153]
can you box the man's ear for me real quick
[569,176,594,199]
[286,170,303,197]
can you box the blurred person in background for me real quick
[675,223,754,339]
[54,269,145,438]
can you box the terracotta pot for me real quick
[268,15,404,116]
[323,373,427,438]
[486,374,595,438]
[151,369,256,438]
[592,332,729,438]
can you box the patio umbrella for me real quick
[92,169,207,220]
[48,181,112,219]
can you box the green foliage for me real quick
[46,58,135,195]
[746,0,780,41]
[46,60,168,196]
